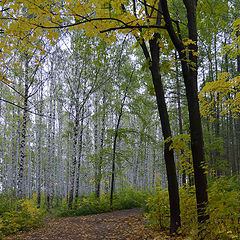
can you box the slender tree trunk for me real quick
[46,72,55,211]
[69,103,80,208]
[224,44,230,171]
[94,94,99,197]
[214,34,221,175]
[50,91,56,208]
[11,109,17,196]
[66,133,71,201]
[110,114,121,208]
[175,51,186,185]
[46,108,52,210]
[96,82,107,198]
[75,105,84,201]
[17,56,29,199]
[37,86,43,207]
[28,148,32,199]
[236,30,240,174]
[224,42,236,174]
[57,101,64,202]
[85,119,91,196]
[110,74,132,208]
[133,132,142,189]
[230,112,236,173]
[2,129,6,193]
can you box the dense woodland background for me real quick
[0,0,239,239]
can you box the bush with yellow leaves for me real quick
[145,188,170,230]
[146,176,240,240]
[0,199,43,237]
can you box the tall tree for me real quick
[160,0,209,224]
[17,54,30,199]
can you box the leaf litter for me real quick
[4,208,184,240]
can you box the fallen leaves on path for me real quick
[4,209,183,240]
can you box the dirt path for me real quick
[4,209,179,240]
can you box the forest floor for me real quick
[4,208,183,240]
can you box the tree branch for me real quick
[34,17,128,29]
[160,0,185,52]
[0,97,52,118]
[100,24,166,33]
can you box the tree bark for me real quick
[161,0,209,225]
[37,86,43,207]
[150,38,181,233]
[96,82,106,198]
[236,30,240,174]
[17,56,29,200]
[136,2,181,233]
[175,51,186,185]
[110,73,132,208]
[69,102,80,208]
[75,105,84,201]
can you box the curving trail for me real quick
[4,209,180,240]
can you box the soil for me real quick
[4,209,180,240]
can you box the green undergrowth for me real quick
[145,176,240,240]
[0,188,149,238]
[1,177,239,240]
[0,197,44,239]
[56,188,149,217]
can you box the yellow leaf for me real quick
[183,39,196,46]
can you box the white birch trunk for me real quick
[17,56,29,199]
[37,86,43,206]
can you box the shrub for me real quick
[113,188,148,210]
[0,194,15,215]
[0,199,43,237]
[145,176,240,240]
[56,193,111,217]
[204,176,240,240]
[56,188,149,217]
[145,188,170,230]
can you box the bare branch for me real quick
[100,24,166,33]
[0,97,53,118]
[34,17,128,29]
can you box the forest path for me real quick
[4,208,179,240]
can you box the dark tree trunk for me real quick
[110,121,119,208]
[161,0,209,225]
[175,51,186,185]
[236,30,240,174]
[133,4,181,235]
[136,2,181,233]
[110,75,131,208]
[229,112,236,174]
[149,36,181,234]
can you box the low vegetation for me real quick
[0,197,43,238]
[146,176,240,240]
[0,177,239,239]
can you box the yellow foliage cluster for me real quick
[183,39,196,46]
[146,177,240,240]
[199,73,240,120]
[166,134,194,175]
[0,0,164,79]
[0,199,43,237]
[222,18,240,59]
